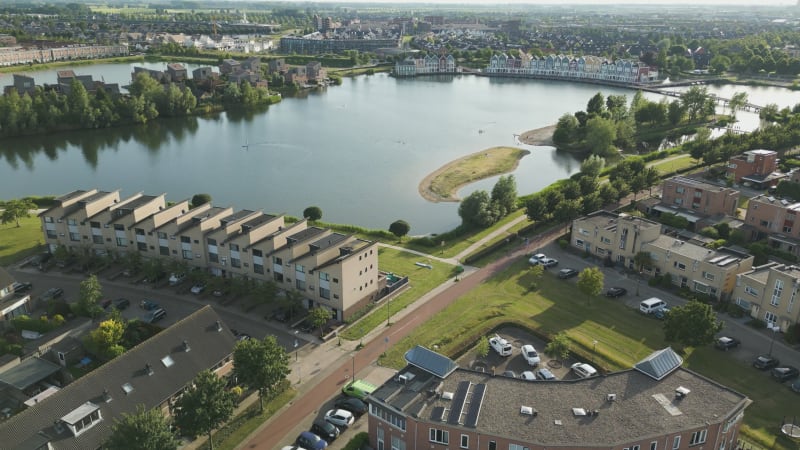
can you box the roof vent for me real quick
[102,389,112,403]
[520,406,537,416]
[675,386,690,399]
[607,393,617,402]
[145,363,154,376]
[183,340,191,352]
[216,321,223,332]
[572,408,587,417]
[442,391,454,400]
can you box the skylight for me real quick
[122,383,134,394]
[161,355,175,368]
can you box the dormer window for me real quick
[60,402,102,436]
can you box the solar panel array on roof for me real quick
[447,381,470,424]
[404,345,459,378]
[430,406,445,422]
[708,256,725,264]
[717,257,738,267]
[464,383,486,428]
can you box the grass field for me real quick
[0,216,44,267]
[213,387,296,450]
[378,259,795,449]
[649,154,698,175]
[340,246,457,340]
[425,146,529,202]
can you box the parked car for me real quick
[654,307,671,320]
[715,336,741,351]
[168,272,186,286]
[311,420,339,442]
[140,299,160,311]
[334,396,368,416]
[536,368,557,381]
[521,344,541,366]
[540,257,559,268]
[753,354,780,370]
[520,370,536,381]
[144,308,167,324]
[640,298,667,314]
[528,253,547,265]
[489,335,512,356]
[605,287,627,298]
[296,431,328,450]
[100,298,113,309]
[324,409,354,428]
[772,366,800,382]
[791,379,800,393]
[342,379,376,400]
[190,282,207,294]
[114,298,131,310]
[270,308,290,323]
[231,329,251,341]
[571,362,598,378]
[558,268,579,279]
[502,370,517,378]
[12,281,32,293]
[39,287,64,300]
[296,320,314,333]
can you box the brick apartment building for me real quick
[368,346,750,450]
[39,189,382,321]
[659,176,739,218]
[726,149,783,188]
[743,194,800,257]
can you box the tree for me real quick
[553,198,582,223]
[1,198,36,227]
[584,116,617,157]
[681,86,710,122]
[233,336,290,412]
[308,307,332,337]
[667,100,685,126]
[389,220,410,242]
[303,206,322,222]
[476,336,489,358]
[458,190,498,228]
[84,312,126,361]
[106,404,179,450]
[580,155,605,178]
[529,263,544,290]
[191,193,212,207]
[553,113,580,147]
[587,92,606,116]
[76,274,104,319]
[663,300,723,349]
[545,332,570,362]
[525,194,548,223]
[577,267,604,304]
[173,370,237,449]
[728,92,748,121]
[605,94,628,121]
[490,175,517,217]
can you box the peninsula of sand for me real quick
[418,125,556,203]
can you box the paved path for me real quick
[238,224,567,450]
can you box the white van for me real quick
[640,297,667,314]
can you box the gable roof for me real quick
[404,345,458,379]
[0,306,237,450]
[634,347,684,380]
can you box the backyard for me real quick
[378,259,796,450]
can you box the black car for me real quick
[114,298,131,310]
[772,366,800,382]
[753,354,780,370]
[714,336,741,351]
[502,370,517,378]
[605,287,627,298]
[558,268,579,279]
[334,396,368,416]
[12,281,33,293]
[310,420,339,442]
[40,287,64,300]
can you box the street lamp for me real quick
[386,298,391,326]
[592,340,598,364]
[768,324,780,356]
[293,339,299,362]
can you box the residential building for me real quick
[306,61,327,82]
[659,176,739,218]
[192,66,215,81]
[285,66,308,85]
[240,56,261,73]
[279,35,401,55]
[166,63,187,82]
[0,44,128,68]
[486,53,659,84]
[132,66,169,84]
[220,58,241,74]
[0,267,31,322]
[732,262,800,330]
[642,236,753,299]
[368,346,750,450]
[743,194,800,256]
[40,190,382,320]
[4,74,35,95]
[726,149,783,188]
[571,210,662,268]
[0,306,237,450]
[392,54,456,77]
[267,58,287,74]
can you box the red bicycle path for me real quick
[242,227,565,450]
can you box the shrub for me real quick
[785,324,800,345]
[558,239,568,249]
[342,432,370,450]
[748,318,767,329]
[727,306,745,318]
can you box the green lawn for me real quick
[0,216,44,267]
[340,247,456,340]
[213,387,296,450]
[378,259,794,449]
[649,154,698,175]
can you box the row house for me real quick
[571,211,753,299]
[486,52,659,84]
[658,175,739,219]
[392,54,456,77]
[40,190,381,321]
[368,346,749,450]
[733,262,800,330]
[0,45,128,67]
[641,235,753,300]
[743,194,800,257]
[726,149,782,188]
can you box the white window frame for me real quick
[771,279,783,307]
[460,434,469,449]
[429,428,449,445]
[673,436,681,450]
[690,429,707,446]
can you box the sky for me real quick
[267,0,793,5]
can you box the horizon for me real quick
[260,0,795,5]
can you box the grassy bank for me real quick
[0,56,145,74]
[0,216,44,267]
[378,260,794,450]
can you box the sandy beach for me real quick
[518,124,556,146]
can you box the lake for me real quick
[1,63,794,234]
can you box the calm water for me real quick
[0,64,793,234]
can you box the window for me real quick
[90,221,100,228]
[93,235,104,244]
[633,446,640,450]
[509,445,529,450]
[296,264,305,273]
[676,187,685,193]
[208,238,217,246]
[296,279,306,290]
[182,249,192,260]
[674,198,683,205]
[231,257,241,268]
[70,232,80,242]
[784,226,793,233]
[601,237,611,244]
[252,249,262,257]
[460,434,469,449]
[694,191,702,198]
[690,429,707,445]
[209,253,219,263]
[254,264,264,274]
[429,428,448,445]
[651,442,658,450]
[44,216,53,223]
[230,243,239,252]
[391,435,405,450]
[765,311,777,326]
[159,245,169,256]
[320,287,330,300]
[745,285,758,297]
[694,282,709,293]
[703,271,715,281]
[157,232,167,239]
[137,241,147,251]
[319,272,330,281]
[489,442,497,450]
[181,236,190,244]
[273,256,283,265]
[771,279,783,306]
[46,230,57,239]
[673,436,681,450]
[674,261,686,271]
[67,218,77,226]
[116,237,128,247]
[377,427,384,450]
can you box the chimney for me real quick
[183,340,191,352]
[103,389,112,403]
[145,363,154,376]
[215,320,223,332]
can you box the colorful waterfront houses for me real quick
[486,53,659,84]
[393,54,456,77]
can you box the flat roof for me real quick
[0,357,61,390]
